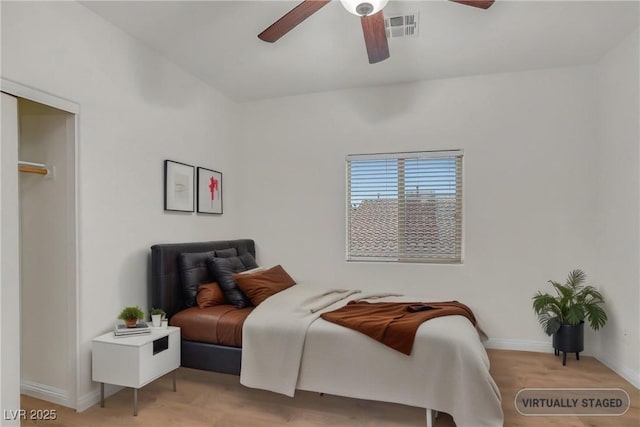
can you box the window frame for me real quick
[345,150,464,264]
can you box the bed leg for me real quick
[426,408,433,427]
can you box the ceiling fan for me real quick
[258,0,494,64]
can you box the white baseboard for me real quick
[596,354,640,390]
[76,383,122,412]
[483,338,555,354]
[21,380,71,408]
[483,338,639,390]
[483,338,601,356]
[75,389,99,412]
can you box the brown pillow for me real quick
[196,282,226,308]
[232,265,296,306]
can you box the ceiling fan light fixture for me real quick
[340,0,389,16]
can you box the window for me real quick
[346,150,463,263]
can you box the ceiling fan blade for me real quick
[449,0,495,9]
[361,11,389,64]
[258,0,331,43]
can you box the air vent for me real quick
[384,12,419,38]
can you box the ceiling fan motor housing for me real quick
[356,2,374,16]
[341,0,389,16]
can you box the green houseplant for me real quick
[150,307,166,327]
[150,307,165,316]
[532,269,607,365]
[118,306,145,328]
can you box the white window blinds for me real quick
[346,150,463,263]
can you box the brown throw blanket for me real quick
[320,301,476,355]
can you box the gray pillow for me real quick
[178,250,216,307]
[239,252,259,270]
[215,248,238,258]
[207,256,252,308]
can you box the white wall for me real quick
[1,92,21,426]
[1,1,241,409]
[237,66,600,352]
[18,100,72,402]
[593,28,640,387]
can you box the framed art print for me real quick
[164,160,194,212]
[197,167,223,214]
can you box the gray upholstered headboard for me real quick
[150,239,255,318]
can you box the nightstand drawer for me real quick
[139,331,180,386]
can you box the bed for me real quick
[151,239,255,374]
[150,239,503,427]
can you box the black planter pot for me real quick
[552,321,584,366]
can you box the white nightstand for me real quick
[92,326,180,415]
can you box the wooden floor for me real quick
[21,350,639,427]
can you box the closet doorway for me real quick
[1,81,79,416]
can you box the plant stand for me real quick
[553,347,580,365]
[552,322,584,366]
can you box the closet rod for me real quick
[17,161,49,176]
[19,165,48,175]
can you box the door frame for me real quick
[1,78,80,409]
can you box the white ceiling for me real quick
[82,1,639,102]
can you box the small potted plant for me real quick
[532,269,607,365]
[118,306,145,328]
[150,307,166,328]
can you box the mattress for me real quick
[241,285,503,427]
[170,305,253,347]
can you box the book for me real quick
[113,329,150,337]
[113,329,150,336]
[113,322,151,337]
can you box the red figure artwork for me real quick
[208,176,219,205]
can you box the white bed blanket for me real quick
[241,285,503,427]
